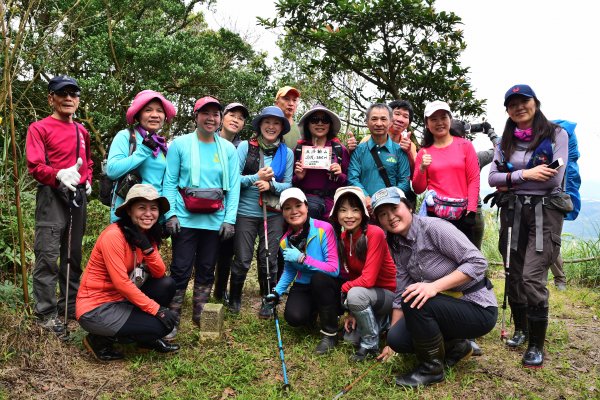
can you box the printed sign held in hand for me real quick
[301,146,332,170]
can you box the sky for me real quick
[202,0,600,201]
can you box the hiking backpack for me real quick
[553,120,581,221]
[98,129,137,207]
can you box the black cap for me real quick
[48,75,80,93]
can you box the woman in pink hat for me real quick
[106,90,176,222]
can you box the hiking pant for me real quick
[33,185,86,318]
[170,227,220,290]
[499,202,563,308]
[550,254,566,285]
[284,273,343,327]
[471,206,485,250]
[387,295,497,353]
[231,214,282,278]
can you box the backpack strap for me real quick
[242,139,260,175]
[369,146,392,187]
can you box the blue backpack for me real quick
[553,120,581,221]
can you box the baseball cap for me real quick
[371,187,407,213]
[194,96,222,113]
[504,84,536,106]
[115,184,170,218]
[275,86,301,100]
[424,100,452,119]
[48,75,80,93]
[279,187,307,208]
[330,186,369,217]
[223,102,249,119]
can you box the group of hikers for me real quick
[25,75,573,387]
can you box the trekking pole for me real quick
[261,197,290,391]
[62,194,75,340]
[500,198,515,341]
[332,359,381,400]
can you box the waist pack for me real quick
[259,191,281,213]
[179,187,224,214]
[432,195,467,220]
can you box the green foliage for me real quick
[261,0,486,127]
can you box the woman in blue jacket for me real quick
[107,90,176,222]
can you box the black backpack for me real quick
[98,129,137,206]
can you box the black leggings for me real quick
[284,273,342,327]
[115,276,175,343]
[387,294,497,353]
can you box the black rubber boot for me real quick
[83,334,124,361]
[227,275,245,314]
[314,305,339,355]
[506,303,528,348]
[213,267,229,304]
[445,339,473,367]
[522,307,548,369]
[138,339,180,353]
[395,334,445,388]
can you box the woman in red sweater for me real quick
[412,101,480,244]
[330,186,396,362]
[76,184,179,361]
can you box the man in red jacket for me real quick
[25,75,93,334]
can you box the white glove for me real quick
[85,181,92,196]
[56,157,82,191]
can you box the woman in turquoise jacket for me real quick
[264,187,341,355]
[107,90,176,222]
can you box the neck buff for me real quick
[514,127,533,142]
[137,125,167,156]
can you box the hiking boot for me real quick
[445,339,473,367]
[83,334,124,362]
[315,334,338,355]
[163,326,178,342]
[37,315,64,335]
[139,339,180,353]
[350,347,379,362]
[556,282,567,291]
[470,340,482,356]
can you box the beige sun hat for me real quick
[115,184,170,218]
[329,186,370,217]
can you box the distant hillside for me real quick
[563,199,600,239]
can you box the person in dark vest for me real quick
[25,75,93,334]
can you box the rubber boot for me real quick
[522,307,548,369]
[192,283,212,326]
[506,303,528,348]
[314,305,339,355]
[83,334,124,361]
[213,265,229,305]
[258,273,275,319]
[350,307,380,362]
[395,334,445,387]
[445,339,473,367]
[228,275,245,314]
[164,288,186,341]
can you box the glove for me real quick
[122,225,154,255]
[481,121,492,134]
[282,244,304,263]
[142,135,159,151]
[463,211,476,227]
[85,181,92,196]
[155,306,177,332]
[166,216,181,236]
[219,222,235,241]
[262,292,280,313]
[56,157,82,191]
[340,292,348,311]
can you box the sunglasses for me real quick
[309,116,331,124]
[52,90,81,98]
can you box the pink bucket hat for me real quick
[126,90,176,125]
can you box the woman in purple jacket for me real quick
[292,105,350,220]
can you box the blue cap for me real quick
[251,106,291,136]
[371,187,407,212]
[504,84,536,106]
[48,75,80,93]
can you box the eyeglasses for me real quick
[309,116,331,124]
[52,90,80,98]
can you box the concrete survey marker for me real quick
[199,303,224,341]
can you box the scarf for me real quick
[258,135,287,182]
[136,126,167,157]
[288,218,311,252]
[514,127,533,142]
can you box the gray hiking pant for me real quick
[33,185,86,318]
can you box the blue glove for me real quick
[282,244,304,263]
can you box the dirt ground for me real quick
[1,285,598,399]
